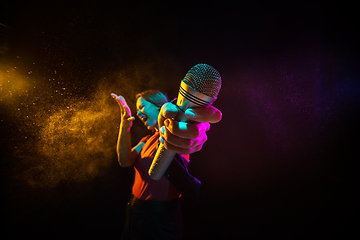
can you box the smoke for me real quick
[4,83,122,188]
[26,92,116,187]
[1,60,175,189]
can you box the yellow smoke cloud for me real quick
[24,90,119,187]
[0,64,30,102]
[4,61,161,189]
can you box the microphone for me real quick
[148,63,222,180]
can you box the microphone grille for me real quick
[182,63,222,98]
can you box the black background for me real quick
[1,0,359,239]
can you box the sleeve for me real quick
[164,154,201,205]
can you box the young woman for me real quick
[112,90,221,240]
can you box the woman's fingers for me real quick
[111,93,132,117]
[184,106,222,123]
[159,119,210,154]
[159,129,205,155]
[164,119,210,139]
[160,103,222,123]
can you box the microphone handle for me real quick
[149,143,176,180]
[148,81,215,180]
[148,109,187,180]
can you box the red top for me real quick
[132,132,182,201]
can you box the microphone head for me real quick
[182,63,222,99]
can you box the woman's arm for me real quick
[116,124,138,167]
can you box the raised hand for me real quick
[111,93,135,129]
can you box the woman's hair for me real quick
[135,90,169,108]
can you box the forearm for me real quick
[116,124,136,167]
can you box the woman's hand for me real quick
[111,93,135,129]
[158,102,222,154]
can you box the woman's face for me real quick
[136,97,160,131]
